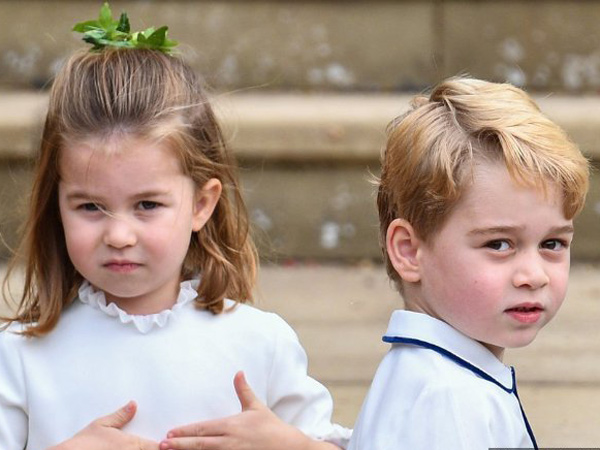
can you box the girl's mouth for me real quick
[104,262,141,273]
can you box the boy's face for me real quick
[410,162,573,358]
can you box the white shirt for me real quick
[348,311,537,450]
[0,280,351,449]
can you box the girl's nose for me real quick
[512,251,550,290]
[103,216,137,249]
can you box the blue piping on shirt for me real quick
[383,336,538,449]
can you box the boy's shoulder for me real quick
[379,335,508,398]
[350,312,530,449]
[380,310,515,394]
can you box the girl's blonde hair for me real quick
[3,48,257,336]
[378,77,590,289]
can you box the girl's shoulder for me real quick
[223,299,287,322]
[218,300,299,339]
[0,321,30,341]
[0,322,30,361]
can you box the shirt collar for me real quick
[383,310,514,390]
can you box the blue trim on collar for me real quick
[511,368,539,450]
[383,336,514,392]
[383,336,538,449]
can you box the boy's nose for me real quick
[103,216,137,249]
[512,251,550,290]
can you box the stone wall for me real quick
[1,1,600,92]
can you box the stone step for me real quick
[257,263,600,446]
[255,263,600,385]
[1,91,599,261]
[3,262,600,445]
[8,263,597,384]
[258,263,600,446]
[2,1,600,92]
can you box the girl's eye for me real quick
[80,203,100,212]
[541,239,567,251]
[485,240,511,251]
[139,201,159,210]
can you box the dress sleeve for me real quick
[265,314,352,449]
[0,330,29,449]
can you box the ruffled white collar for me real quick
[78,280,199,334]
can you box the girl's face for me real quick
[58,135,221,314]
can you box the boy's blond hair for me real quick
[378,77,590,289]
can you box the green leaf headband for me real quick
[73,2,178,54]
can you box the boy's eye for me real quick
[138,201,159,210]
[485,240,510,251]
[541,239,567,251]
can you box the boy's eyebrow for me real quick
[468,225,574,236]
[548,225,575,234]
[467,226,522,237]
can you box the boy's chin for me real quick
[488,333,540,353]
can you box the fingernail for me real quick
[167,431,175,438]
[125,401,135,413]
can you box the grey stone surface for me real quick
[443,1,600,92]
[3,1,600,92]
[0,1,436,91]
[2,91,599,160]
[243,160,600,261]
[1,91,599,260]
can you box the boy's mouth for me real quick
[505,303,544,324]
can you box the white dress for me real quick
[0,280,351,449]
[348,310,537,450]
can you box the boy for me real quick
[348,77,589,449]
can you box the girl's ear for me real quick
[386,218,422,283]
[192,178,222,232]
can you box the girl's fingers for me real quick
[94,401,137,429]
[167,418,227,438]
[160,436,223,450]
[233,371,262,412]
[139,437,162,450]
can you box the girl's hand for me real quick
[48,401,160,450]
[160,372,341,450]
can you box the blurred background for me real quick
[1,0,599,445]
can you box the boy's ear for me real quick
[192,178,222,232]
[386,218,422,283]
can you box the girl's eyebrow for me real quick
[467,224,574,236]
[131,190,171,200]
[64,190,171,201]
[63,191,95,201]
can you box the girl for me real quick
[0,11,350,450]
